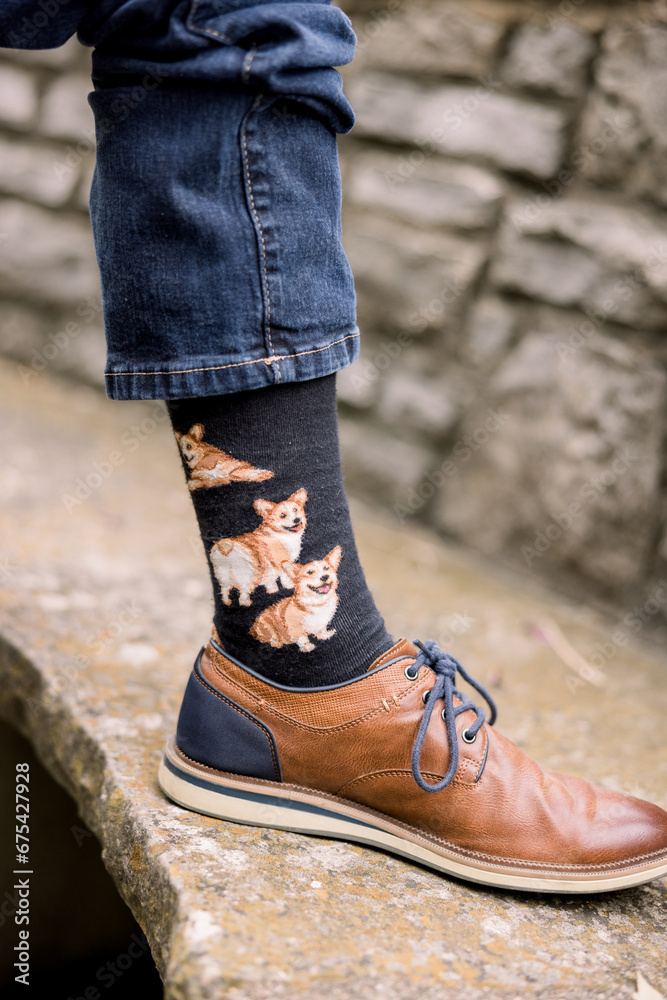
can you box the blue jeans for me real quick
[1,0,359,399]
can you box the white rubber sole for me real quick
[159,738,667,894]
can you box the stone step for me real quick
[0,358,665,1000]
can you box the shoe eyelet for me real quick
[422,688,432,704]
[461,728,477,744]
[404,664,419,681]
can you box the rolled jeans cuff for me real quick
[80,1,360,399]
[91,83,358,399]
[103,329,360,400]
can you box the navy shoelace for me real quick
[408,639,498,793]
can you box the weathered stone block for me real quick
[377,369,463,438]
[355,1,506,79]
[336,359,380,410]
[0,302,47,356]
[344,211,486,333]
[0,63,38,128]
[0,199,99,306]
[490,222,605,309]
[491,195,667,329]
[339,416,434,507]
[433,330,666,598]
[348,72,569,180]
[345,151,504,231]
[577,91,648,191]
[500,22,596,99]
[579,15,667,206]
[0,301,106,388]
[39,74,95,142]
[460,295,517,369]
[0,136,79,206]
[510,193,667,286]
[337,330,441,411]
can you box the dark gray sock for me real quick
[167,375,393,686]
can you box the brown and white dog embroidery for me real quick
[250,546,341,652]
[175,423,273,491]
[210,489,308,606]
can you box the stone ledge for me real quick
[1,359,666,999]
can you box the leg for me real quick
[168,379,393,684]
[81,0,394,684]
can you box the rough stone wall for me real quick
[0,39,104,386]
[1,3,666,635]
[338,0,667,635]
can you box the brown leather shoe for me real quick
[159,636,667,893]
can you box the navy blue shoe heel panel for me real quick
[176,651,282,782]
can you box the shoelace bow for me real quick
[409,639,498,793]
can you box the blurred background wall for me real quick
[1,0,666,640]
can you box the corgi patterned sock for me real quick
[167,375,393,686]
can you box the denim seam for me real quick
[240,94,280,381]
[104,331,360,378]
[243,44,257,85]
[186,0,232,43]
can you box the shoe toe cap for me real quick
[550,770,667,866]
